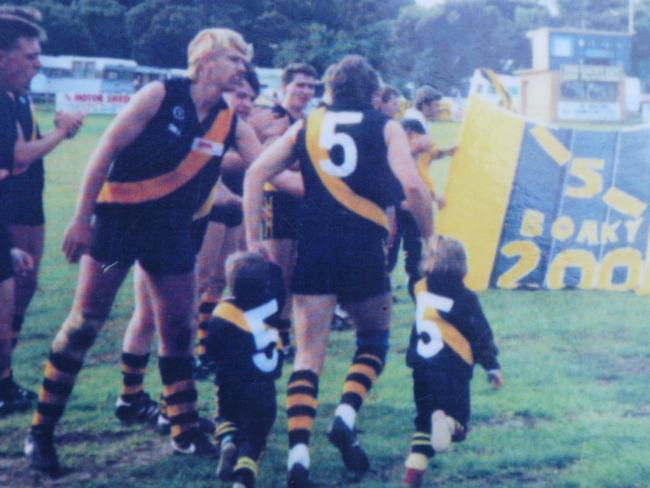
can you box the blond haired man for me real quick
[26,28,261,476]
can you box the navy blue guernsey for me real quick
[8,94,44,190]
[407,273,500,380]
[95,78,237,226]
[0,92,18,223]
[206,263,286,384]
[272,104,298,125]
[293,104,403,236]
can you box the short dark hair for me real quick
[380,85,400,103]
[414,85,442,110]
[226,251,271,300]
[329,55,380,108]
[243,63,260,96]
[401,119,427,135]
[0,13,45,50]
[282,62,317,85]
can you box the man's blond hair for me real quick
[187,28,252,81]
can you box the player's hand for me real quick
[411,133,433,154]
[10,247,34,275]
[247,107,289,142]
[55,111,85,139]
[0,169,9,181]
[487,369,503,390]
[62,216,93,263]
[445,146,458,157]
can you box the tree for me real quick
[28,0,96,55]
[388,0,522,93]
[556,0,628,31]
[631,0,650,77]
[79,0,130,57]
[132,5,202,67]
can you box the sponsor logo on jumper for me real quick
[192,137,224,156]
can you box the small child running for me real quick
[205,251,285,488]
[402,236,503,487]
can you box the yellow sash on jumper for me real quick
[97,109,233,204]
[305,108,388,231]
[414,279,473,365]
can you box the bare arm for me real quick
[385,120,434,241]
[12,112,84,175]
[62,82,165,262]
[222,118,264,174]
[269,169,304,198]
[234,119,263,169]
[243,121,302,254]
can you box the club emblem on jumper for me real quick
[172,106,185,120]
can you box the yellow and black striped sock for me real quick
[233,456,258,487]
[409,431,434,459]
[119,352,149,402]
[11,314,23,350]
[287,370,319,460]
[31,351,83,433]
[215,419,237,446]
[159,356,198,442]
[196,293,219,359]
[335,344,386,427]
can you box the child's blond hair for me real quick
[420,235,467,280]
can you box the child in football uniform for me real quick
[402,236,503,487]
[205,251,285,488]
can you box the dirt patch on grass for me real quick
[0,430,171,487]
[477,410,549,429]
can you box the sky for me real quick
[415,0,559,16]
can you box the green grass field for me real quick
[1,112,649,487]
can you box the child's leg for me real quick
[405,369,436,471]
[438,375,470,443]
[215,381,239,481]
[231,381,277,488]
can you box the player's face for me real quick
[226,80,256,120]
[421,100,441,121]
[0,37,42,94]
[380,95,400,118]
[207,47,248,91]
[283,73,316,112]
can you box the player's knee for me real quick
[52,311,105,358]
[356,329,389,360]
[161,320,192,352]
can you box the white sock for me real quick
[335,404,357,430]
[288,443,310,470]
